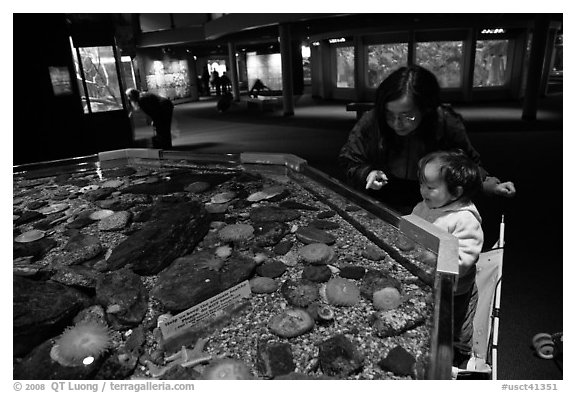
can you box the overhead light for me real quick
[328,38,346,44]
[312,41,320,46]
[481,28,506,34]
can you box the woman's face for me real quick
[385,95,422,136]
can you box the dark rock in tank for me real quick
[339,266,366,280]
[152,250,256,312]
[310,219,340,230]
[318,334,364,377]
[256,340,296,378]
[13,237,57,261]
[105,200,210,275]
[82,187,116,202]
[256,260,287,278]
[13,276,90,357]
[50,265,101,289]
[253,221,289,247]
[95,268,149,330]
[273,240,293,255]
[295,225,336,245]
[14,210,45,226]
[377,345,416,377]
[302,265,332,283]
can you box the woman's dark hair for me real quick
[417,149,483,203]
[375,65,441,147]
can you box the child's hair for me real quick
[417,150,483,203]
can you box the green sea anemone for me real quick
[50,321,112,367]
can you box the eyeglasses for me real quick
[385,111,417,125]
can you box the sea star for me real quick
[145,337,212,378]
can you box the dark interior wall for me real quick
[13,13,85,165]
[13,13,133,166]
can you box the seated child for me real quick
[411,150,484,367]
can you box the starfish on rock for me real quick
[145,337,212,378]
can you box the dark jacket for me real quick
[338,104,488,190]
[137,93,173,122]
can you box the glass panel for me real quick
[473,40,510,87]
[336,46,355,88]
[366,43,408,88]
[74,46,123,113]
[416,41,463,88]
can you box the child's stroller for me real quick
[455,216,506,380]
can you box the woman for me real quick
[338,65,516,213]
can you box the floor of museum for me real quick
[138,91,564,380]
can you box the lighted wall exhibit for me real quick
[145,59,191,100]
[246,53,283,91]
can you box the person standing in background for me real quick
[126,88,174,149]
[211,70,221,96]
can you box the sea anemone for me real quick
[299,243,335,265]
[218,223,254,243]
[50,321,112,367]
[373,287,403,311]
[325,277,360,306]
[203,359,253,379]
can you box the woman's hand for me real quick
[493,181,516,197]
[365,170,388,190]
[483,176,516,198]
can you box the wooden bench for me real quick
[346,102,375,119]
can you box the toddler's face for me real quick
[419,161,457,209]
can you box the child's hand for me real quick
[366,170,388,190]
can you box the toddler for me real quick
[412,150,484,367]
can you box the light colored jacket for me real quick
[412,200,484,295]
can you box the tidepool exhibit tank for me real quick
[13,149,458,380]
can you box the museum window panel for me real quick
[70,43,124,114]
[415,40,464,88]
[336,46,355,88]
[366,43,408,88]
[473,39,511,87]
